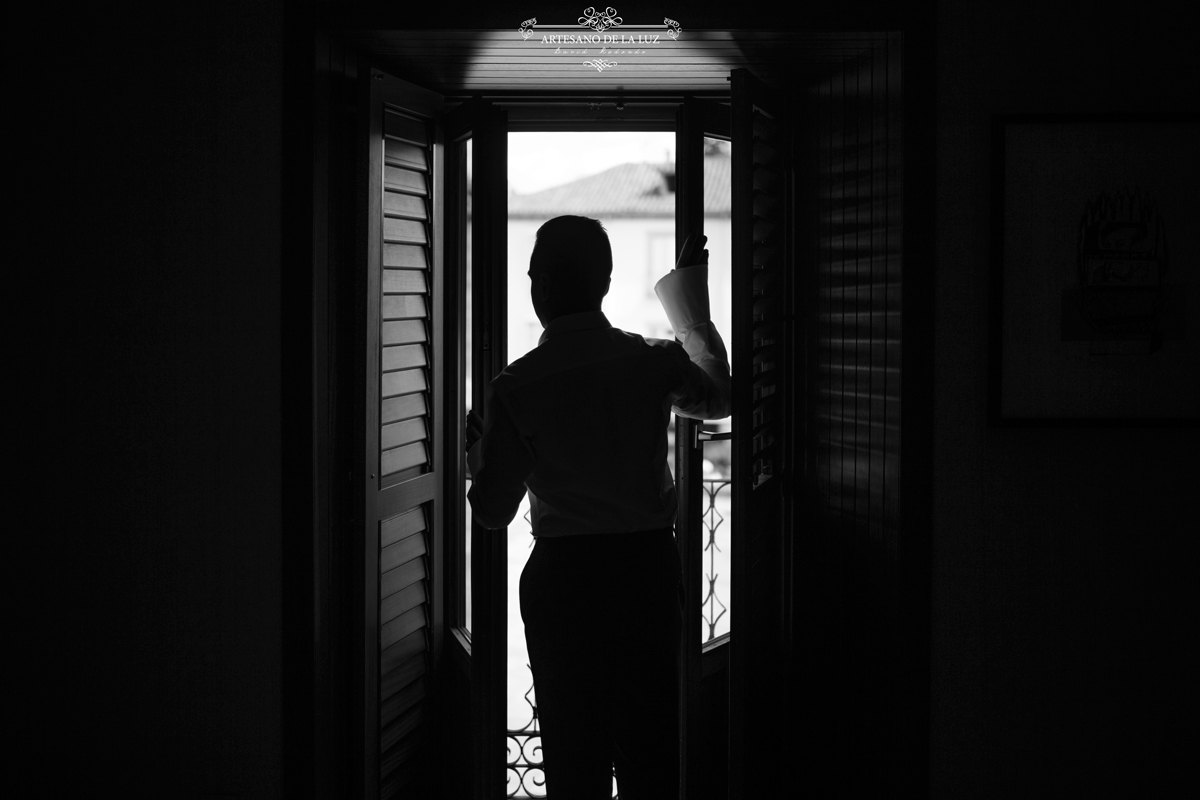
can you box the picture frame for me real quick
[989,113,1200,427]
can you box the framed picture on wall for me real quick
[989,113,1200,426]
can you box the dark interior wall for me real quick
[54,3,286,795]
[932,2,1198,796]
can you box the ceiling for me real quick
[336,26,890,98]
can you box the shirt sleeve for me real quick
[654,265,732,421]
[466,381,534,530]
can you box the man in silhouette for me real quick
[466,215,730,799]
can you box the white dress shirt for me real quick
[467,265,730,536]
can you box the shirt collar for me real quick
[537,310,612,346]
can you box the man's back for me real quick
[466,264,729,536]
[494,314,689,537]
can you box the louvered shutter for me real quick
[359,71,445,799]
[729,67,792,798]
[380,112,435,485]
[800,39,915,794]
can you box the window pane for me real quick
[701,135,732,643]
[505,183,538,736]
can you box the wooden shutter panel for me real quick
[729,67,791,798]
[359,71,445,799]
[380,109,434,486]
[798,38,920,794]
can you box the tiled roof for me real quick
[506,155,731,219]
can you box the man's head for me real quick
[528,215,613,326]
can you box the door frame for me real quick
[486,107,735,800]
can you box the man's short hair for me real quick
[530,216,613,306]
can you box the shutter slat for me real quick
[384,191,428,220]
[753,272,779,295]
[753,166,780,193]
[381,320,428,345]
[384,110,429,146]
[385,139,429,172]
[381,652,428,702]
[382,580,427,625]
[752,112,779,139]
[381,528,428,574]
[381,677,426,727]
[382,417,428,451]
[383,218,428,245]
[382,344,428,372]
[380,705,424,754]
[381,368,428,399]
[752,297,777,319]
[753,219,777,242]
[382,628,427,676]
[381,507,427,548]
[381,556,426,599]
[753,193,778,218]
[382,294,429,320]
[382,604,428,650]
[752,140,777,165]
[381,441,429,476]
[383,244,428,269]
[384,166,428,196]
[381,393,428,424]
[753,245,778,267]
[383,269,430,295]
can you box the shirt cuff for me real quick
[653,264,710,337]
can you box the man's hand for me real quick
[675,233,709,270]
[465,409,483,452]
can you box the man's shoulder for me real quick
[490,343,560,396]
[602,325,683,352]
[560,326,684,365]
[493,328,678,390]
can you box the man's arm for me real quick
[465,384,534,530]
[654,234,732,420]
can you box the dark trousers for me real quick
[520,528,683,800]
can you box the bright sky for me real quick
[507,131,675,195]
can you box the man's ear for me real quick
[600,276,611,299]
[538,272,552,302]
